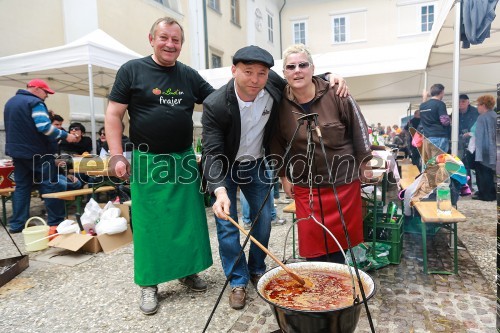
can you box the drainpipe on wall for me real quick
[279,0,286,56]
[202,0,209,69]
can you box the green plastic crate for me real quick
[403,215,441,236]
[363,214,404,243]
[363,200,383,214]
[377,235,403,264]
[363,214,404,265]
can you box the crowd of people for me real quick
[394,86,496,202]
[3,15,496,319]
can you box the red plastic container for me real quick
[0,166,15,188]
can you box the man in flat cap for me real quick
[458,93,479,188]
[201,45,348,309]
[4,79,78,233]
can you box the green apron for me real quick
[131,149,212,286]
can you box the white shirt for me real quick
[214,84,274,195]
[234,82,274,162]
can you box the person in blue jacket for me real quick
[3,79,78,233]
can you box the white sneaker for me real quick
[278,198,291,204]
[140,286,159,315]
[243,222,252,230]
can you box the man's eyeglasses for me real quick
[284,62,311,71]
[69,127,81,131]
[99,132,106,136]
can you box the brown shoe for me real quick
[229,287,246,310]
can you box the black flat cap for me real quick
[459,94,469,100]
[233,45,274,68]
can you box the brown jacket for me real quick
[270,77,372,187]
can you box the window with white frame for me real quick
[153,0,179,12]
[332,16,347,43]
[208,0,220,12]
[231,0,240,25]
[420,4,434,32]
[267,13,274,43]
[211,54,222,68]
[292,21,306,45]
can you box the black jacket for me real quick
[201,70,285,194]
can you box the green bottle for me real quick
[196,138,202,154]
[386,201,397,223]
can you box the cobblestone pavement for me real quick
[0,189,496,333]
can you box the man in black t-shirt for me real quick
[105,17,214,316]
[419,83,451,155]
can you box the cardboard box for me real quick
[48,204,132,254]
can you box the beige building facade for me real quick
[0,0,466,148]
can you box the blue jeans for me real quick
[58,175,83,191]
[240,188,276,223]
[213,158,273,288]
[10,156,66,230]
[428,137,449,154]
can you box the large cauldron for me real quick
[256,262,376,333]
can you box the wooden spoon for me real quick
[224,213,312,288]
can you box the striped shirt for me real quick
[32,103,67,140]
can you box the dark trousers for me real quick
[474,162,496,201]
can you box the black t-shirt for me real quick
[59,136,93,155]
[419,98,449,138]
[109,56,214,154]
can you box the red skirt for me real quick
[294,181,363,258]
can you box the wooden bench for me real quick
[399,164,421,190]
[413,201,466,274]
[0,187,15,226]
[41,186,116,215]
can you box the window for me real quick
[153,0,179,12]
[293,21,306,44]
[421,4,434,32]
[267,13,274,43]
[208,0,220,12]
[231,0,240,25]
[211,54,222,68]
[332,16,346,43]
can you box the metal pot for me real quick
[256,262,376,333]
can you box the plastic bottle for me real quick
[377,135,385,146]
[436,163,452,216]
[372,133,379,146]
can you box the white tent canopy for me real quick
[199,0,499,105]
[0,29,141,97]
[0,29,141,152]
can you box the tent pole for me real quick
[88,64,97,154]
[450,0,461,156]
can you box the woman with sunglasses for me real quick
[96,125,132,155]
[271,44,374,263]
[96,126,108,153]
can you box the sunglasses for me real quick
[69,127,81,131]
[284,62,311,71]
[99,132,106,136]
